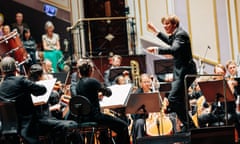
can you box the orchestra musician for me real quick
[104,54,130,86]
[2,25,11,36]
[147,15,197,132]
[196,64,240,138]
[75,58,130,144]
[131,73,152,143]
[28,63,81,144]
[0,56,47,144]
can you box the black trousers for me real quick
[38,117,80,144]
[168,77,195,128]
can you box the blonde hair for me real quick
[214,64,226,74]
[225,60,236,69]
[0,13,4,22]
[44,21,55,30]
[161,15,180,27]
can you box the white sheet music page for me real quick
[31,78,57,106]
[100,83,132,109]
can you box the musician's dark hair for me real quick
[78,59,93,77]
[29,64,43,81]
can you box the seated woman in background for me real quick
[22,28,37,65]
[0,13,4,37]
[42,21,64,72]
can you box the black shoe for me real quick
[164,106,174,114]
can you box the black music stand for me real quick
[198,79,235,103]
[234,77,240,95]
[109,66,131,82]
[125,93,162,136]
[198,79,235,125]
[154,59,173,75]
[51,72,70,84]
[154,59,173,82]
[158,82,172,92]
[125,92,162,114]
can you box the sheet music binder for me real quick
[198,79,235,103]
[99,83,133,109]
[31,78,57,106]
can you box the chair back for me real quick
[0,102,18,135]
[70,95,92,116]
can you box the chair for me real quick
[70,95,114,144]
[0,101,19,143]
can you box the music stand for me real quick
[198,79,235,126]
[158,82,172,92]
[109,66,131,82]
[125,92,162,114]
[198,79,235,103]
[125,92,162,136]
[154,59,173,75]
[51,72,69,84]
[234,77,240,94]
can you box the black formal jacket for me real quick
[0,74,46,116]
[156,27,196,81]
[76,77,102,116]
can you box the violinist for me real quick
[75,58,130,144]
[28,64,81,144]
[0,57,47,144]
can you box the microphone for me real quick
[66,26,73,32]
[199,45,211,74]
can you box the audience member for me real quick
[11,12,29,38]
[0,13,4,37]
[42,21,64,72]
[22,28,37,65]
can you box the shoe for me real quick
[164,106,174,114]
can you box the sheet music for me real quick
[100,83,132,109]
[31,78,57,106]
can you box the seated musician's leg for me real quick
[132,118,145,143]
[96,113,130,144]
[38,117,80,144]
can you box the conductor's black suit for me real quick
[156,27,197,129]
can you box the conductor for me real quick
[147,15,197,132]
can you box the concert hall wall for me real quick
[83,0,129,56]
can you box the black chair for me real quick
[0,101,19,143]
[70,95,114,144]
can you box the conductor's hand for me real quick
[147,47,158,54]
[147,22,159,34]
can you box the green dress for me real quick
[42,33,64,72]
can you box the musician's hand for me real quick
[98,92,104,101]
[49,103,61,112]
[122,70,129,76]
